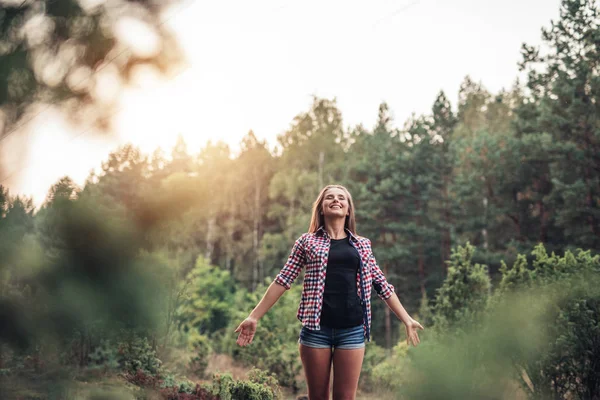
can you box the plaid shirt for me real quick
[274,226,394,342]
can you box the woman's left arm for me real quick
[383,292,413,325]
[384,293,424,347]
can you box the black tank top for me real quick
[320,236,364,328]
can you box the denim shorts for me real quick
[299,324,365,350]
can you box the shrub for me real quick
[247,367,282,399]
[224,282,302,390]
[370,342,410,393]
[230,380,274,400]
[432,242,491,330]
[88,339,119,371]
[188,333,211,378]
[117,335,162,375]
[359,341,386,392]
[207,371,280,400]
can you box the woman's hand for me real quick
[404,318,424,347]
[235,317,257,347]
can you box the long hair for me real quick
[308,184,357,235]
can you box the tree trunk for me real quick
[539,200,547,243]
[252,174,261,290]
[79,330,85,367]
[441,177,451,273]
[482,196,489,250]
[205,215,215,262]
[415,193,427,298]
[318,151,325,189]
[226,197,235,273]
[585,168,599,238]
[418,241,426,298]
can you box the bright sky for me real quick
[2,0,561,206]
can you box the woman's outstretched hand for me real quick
[235,317,257,347]
[405,318,424,347]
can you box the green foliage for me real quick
[498,245,600,399]
[517,0,600,251]
[117,335,162,376]
[370,341,410,393]
[88,340,119,371]
[359,341,387,392]
[207,369,279,400]
[247,368,282,399]
[187,333,212,378]
[3,1,600,395]
[222,282,302,389]
[379,242,600,400]
[160,373,197,394]
[230,380,274,400]
[497,254,533,293]
[177,257,236,336]
[0,0,183,133]
[209,373,235,400]
[432,242,491,330]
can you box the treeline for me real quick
[0,0,599,398]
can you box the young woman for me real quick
[235,184,424,400]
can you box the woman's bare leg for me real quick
[300,344,333,400]
[331,347,365,400]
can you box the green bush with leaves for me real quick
[247,367,282,399]
[160,373,197,394]
[209,372,235,400]
[389,243,600,400]
[177,257,237,336]
[358,341,386,392]
[117,335,162,376]
[432,242,491,330]
[221,280,303,390]
[207,372,278,400]
[230,380,275,400]
[88,339,119,371]
[188,332,212,378]
[496,245,600,400]
[370,341,410,393]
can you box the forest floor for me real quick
[0,353,395,399]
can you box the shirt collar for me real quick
[316,226,359,242]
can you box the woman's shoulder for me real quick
[295,232,314,244]
[353,234,372,247]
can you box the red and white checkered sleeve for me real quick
[274,234,307,289]
[367,239,395,300]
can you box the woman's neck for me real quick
[324,218,347,239]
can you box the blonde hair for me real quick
[308,185,357,235]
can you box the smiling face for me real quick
[321,187,350,219]
[308,184,358,234]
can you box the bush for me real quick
[230,380,274,400]
[371,341,410,393]
[176,257,236,336]
[117,335,162,375]
[497,245,600,400]
[160,374,197,394]
[188,333,211,378]
[247,367,282,399]
[223,282,303,390]
[209,373,235,400]
[432,242,491,330]
[88,339,119,371]
[207,371,280,400]
[359,341,386,392]
[394,244,600,400]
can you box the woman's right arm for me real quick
[235,234,307,347]
[235,281,287,346]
